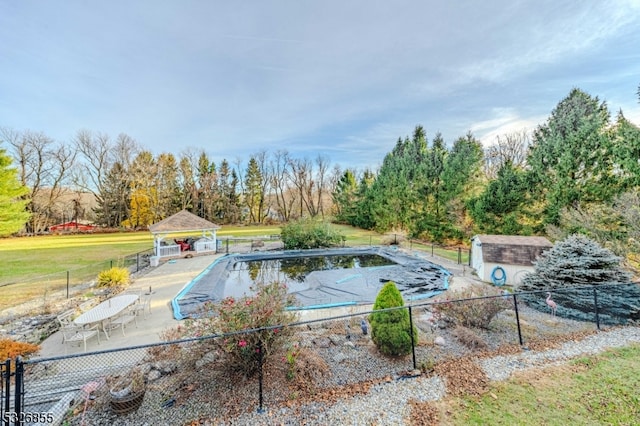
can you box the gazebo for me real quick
[148,210,221,262]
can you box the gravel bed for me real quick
[74,325,640,425]
[480,326,640,381]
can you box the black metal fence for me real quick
[0,249,154,315]
[2,282,637,425]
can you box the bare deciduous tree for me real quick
[484,129,530,179]
[1,128,76,232]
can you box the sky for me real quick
[1,1,640,171]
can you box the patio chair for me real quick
[60,323,100,353]
[78,299,97,312]
[57,309,77,343]
[132,293,152,318]
[105,309,138,337]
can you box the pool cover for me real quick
[172,246,450,319]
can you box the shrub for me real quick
[97,267,130,287]
[0,339,39,370]
[519,234,640,324]
[182,281,299,376]
[369,281,417,356]
[451,326,488,350]
[280,219,343,250]
[432,284,508,329]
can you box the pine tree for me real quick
[527,88,615,225]
[0,149,30,236]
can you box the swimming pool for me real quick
[172,246,450,319]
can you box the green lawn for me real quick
[443,344,640,425]
[0,224,467,311]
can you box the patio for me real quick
[37,255,221,357]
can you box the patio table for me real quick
[74,294,138,339]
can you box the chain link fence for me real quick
[2,282,637,425]
[0,250,154,317]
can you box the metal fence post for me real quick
[137,253,140,272]
[593,288,601,330]
[66,270,70,299]
[2,359,10,426]
[257,341,264,413]
[457,247,461,264]
[226,239,229,254]
[513,294,524,346]
[408,306,417,370]
[14,357,23,426]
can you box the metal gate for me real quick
[1,358,25,426]
[1,359,11,426]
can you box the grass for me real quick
[439,343,640,425]
[0,223,468,312]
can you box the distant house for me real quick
[49,221,96,233]
[470,235,552,287]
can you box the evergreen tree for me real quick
[332,169,358,223]
[196,152,218,221]
[350,169,376,229]
[369,281,417,356]
[519,234,639,325]
[468,161,530,234]
[0,149,30,236]
[527,88,615,225]
[611,111,640,189]
[244,157,263,223]
[94,162,130,227]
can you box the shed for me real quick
[148,210,221,261]
[470,234,552,287]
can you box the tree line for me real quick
[1,86,639,266]
[0,128,338,233]
[332,88,640,264]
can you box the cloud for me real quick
[470,109,545,147]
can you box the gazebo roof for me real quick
[148,210,220,234]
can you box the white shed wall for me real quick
[480,262,534,287]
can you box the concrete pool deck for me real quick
[36,249,480,358]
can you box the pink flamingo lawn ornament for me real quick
[80,379,104,425]
[546,292,557,316]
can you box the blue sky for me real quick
[1,1,639,170]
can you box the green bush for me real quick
[280,219,343,250]
[96,267,130,287]
[369,281,417,356]
[432,284,508,329]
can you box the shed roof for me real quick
[473,235,552,247]
[148,210,220,234]
[472,234,552,266]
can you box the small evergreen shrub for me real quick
[432,284,508,329]
[369,281,417,356]
[97,267,130,287]
[280,219,343,249]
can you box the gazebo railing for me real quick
[195,240,216,253]
[158,244,180,258]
